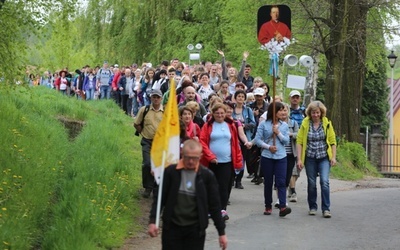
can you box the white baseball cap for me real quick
[253,88,265,96]
[289,90,301,97]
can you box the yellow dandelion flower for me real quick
[52,168,56,171]
[96,182,101,185]
[3,241,10,245]
[2,208,7,211]
[2,182,7,185]
[18,176,22,179]
[13,144,17,148]
[18,149,23,152]
[13,175,17,178]
[106,218,111,221]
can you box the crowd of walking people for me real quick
[29,50,337,249]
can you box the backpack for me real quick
[135,105,151,136]
[290,106,306,126]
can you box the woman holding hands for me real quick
[254,102,291,217]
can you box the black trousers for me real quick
[141,137,155,190]
[286,154,296,187]
[209,162,234,210]
[162,223,205,250]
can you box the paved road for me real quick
[204,174,400,250]
[122,174,400,250]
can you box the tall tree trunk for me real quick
[325,0,368,141]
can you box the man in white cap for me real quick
[288,90,305,126]
[288,89,305,202]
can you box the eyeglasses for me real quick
[183,155,201,161]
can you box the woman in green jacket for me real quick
[296,101,336,218]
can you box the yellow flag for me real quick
[150,79,180,184]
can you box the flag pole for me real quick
[155,150,167,228]
[272,54,277,145]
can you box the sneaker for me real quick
[235,182,244,189]
[221,210,229,221]
[274,200,280,208]
[247,173,255,178]
[309,209,317,215]
[263,207,272,215]
[255,177,264,185]
[323,210,331,218]
[289,193,297,202]
[279,207,292,217]
[251,177,257,183]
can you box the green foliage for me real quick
[0,85,142,249]
[332,140,381,181]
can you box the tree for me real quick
[298,0,400,141]
[0,0,52,82]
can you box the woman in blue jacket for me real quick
[255,102,291,217]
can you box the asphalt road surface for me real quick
[204,174,400,250]
[121,174,400,250]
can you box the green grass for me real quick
[0,85,143,249]
[332,139,381,181]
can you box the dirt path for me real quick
[117,197,161,250]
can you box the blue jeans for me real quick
[260,157,287,208]
[132,96,140,116]
[305,156,331,211]
[86,89,94,100]
[100,85,110,99]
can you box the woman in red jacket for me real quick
[200,103,242,221]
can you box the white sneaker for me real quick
[289,193,297,202]
[309,209,317,215]
[274,199,280,208]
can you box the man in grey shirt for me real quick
[96,61,112,99]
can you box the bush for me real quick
[332,139,381,180]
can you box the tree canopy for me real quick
[2,0,400,141]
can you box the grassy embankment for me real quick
[0,85,142,249]
[0,84,381,249]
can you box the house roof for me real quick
[386,78,400,116]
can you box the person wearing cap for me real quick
[134,89,164,198]
[288,89,306,202]
[248,87,269,182]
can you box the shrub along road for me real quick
[122,174,400,250]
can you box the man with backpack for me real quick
[134,89,164,198]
